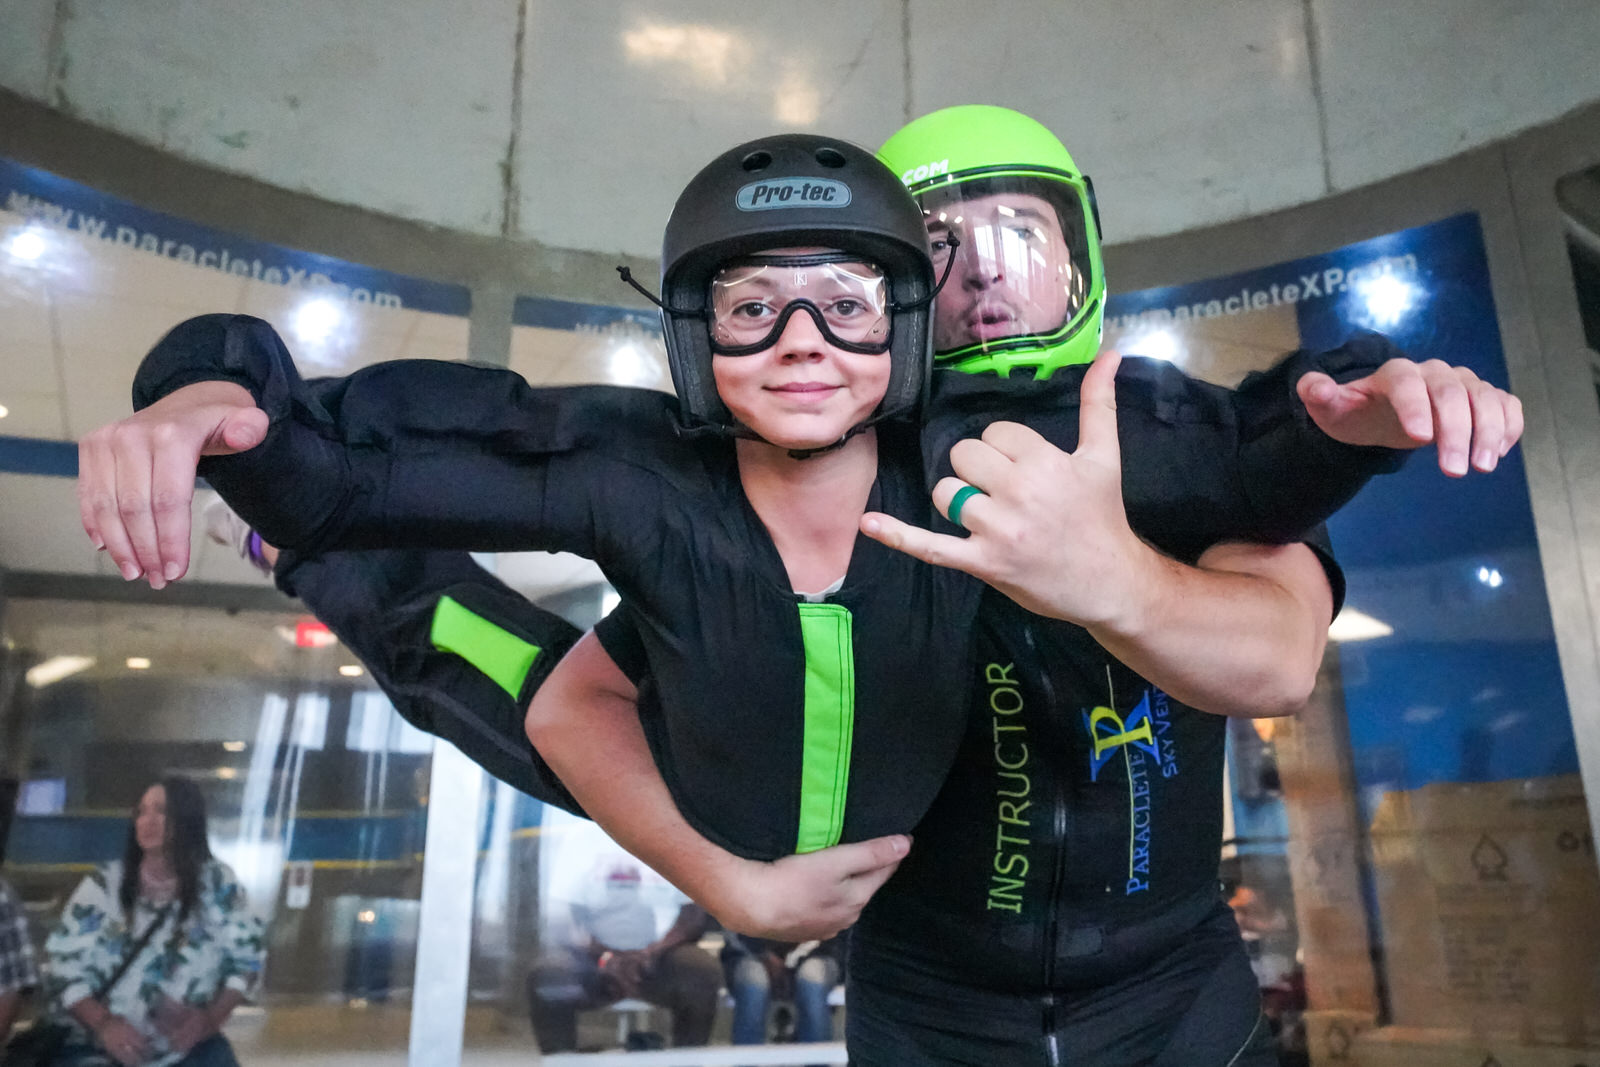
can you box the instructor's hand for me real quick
[78,380,268,588]
[714,834,910,941]
[861,351,1154,630]
[1297,358,1522,476]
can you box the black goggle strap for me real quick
[616,251,881,315]
[616,266,704,318]
[618,237,959,318]
[886,232,960,312]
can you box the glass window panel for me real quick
[1108,213,1599,1061]
[1,598,439,1063]
[0,152,474,1064]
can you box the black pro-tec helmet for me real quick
[655,134,937,436]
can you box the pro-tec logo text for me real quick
[735,178,852,211]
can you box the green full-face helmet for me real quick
[878,105,1105,378]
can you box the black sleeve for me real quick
[132,314,680,558]
[273,546,587,816]
[592,604,651,685]
[1230,331,1412,541]
[1295,524,1346,620]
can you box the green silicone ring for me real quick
[947,484,985,529]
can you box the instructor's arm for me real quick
[863,352,1331,717]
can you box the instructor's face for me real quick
[927,192,1077,353]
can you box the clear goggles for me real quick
[918,176,1094,357]
[707,253,891,356]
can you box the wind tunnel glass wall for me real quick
[1106,213,1598,1061]
[0,153,476,1062]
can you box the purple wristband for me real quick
[246,530,267,569]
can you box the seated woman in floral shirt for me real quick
[43,776,265,1067]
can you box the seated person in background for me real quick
[529,856,720,1053]
[0,874,42,1046]
[42,776,264,1067]
[722,931,844,1054]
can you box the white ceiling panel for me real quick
[517,0,908,257]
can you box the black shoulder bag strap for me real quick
[95,903,175,1000]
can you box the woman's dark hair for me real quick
[120,775,212,922]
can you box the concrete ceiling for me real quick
[3,0,1597,255]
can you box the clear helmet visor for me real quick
[708,254,891,355]
[918,177,1094,359]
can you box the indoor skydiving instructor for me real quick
[517,109,1525,1066]
[81,119,1516,1067]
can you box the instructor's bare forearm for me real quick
[1091,541,1332,718]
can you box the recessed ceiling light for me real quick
[25,655,95,688]
[126,656,152,670]
[1327,608,1392,643]
[5,229,47,261]
[0,403,9,419]
[339,664,364,677]
[222,741,247,752]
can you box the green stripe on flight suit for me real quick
[429,595,542,700]
[794,603,856,853]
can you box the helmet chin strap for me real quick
[676,406,884,460]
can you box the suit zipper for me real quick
[1022,618,1069,1066]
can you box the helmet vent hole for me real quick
[741,151,772,172]
[814,147,847,168]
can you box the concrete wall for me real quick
[3,0,1599,256]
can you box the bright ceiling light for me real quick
[0,403,9,419]
[1356,272,1416,328]
[773,68,820,126]
[608,343,652,385]
[1476,565,1504,589]
[223,741,247,752]
[26,655,95,688]
[339,664,365,678]
[1131,329,1181,363]
[623,22,738,84]
[291,297,344,344]
[5,228,48,262]
[126,656,152,670]
[1328,608,1393,643]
